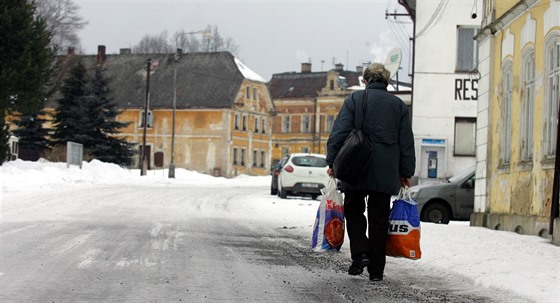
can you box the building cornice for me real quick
[475,0,538,42]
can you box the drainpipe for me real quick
[550,105,560,236]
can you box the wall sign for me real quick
[455,79,478,101]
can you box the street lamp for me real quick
[169,29,209,178]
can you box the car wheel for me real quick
[278,184,288,199]
[421,202,451,224]
[311,194,319,200]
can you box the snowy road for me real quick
[1,184,530,302]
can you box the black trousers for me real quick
[344,190,391,276]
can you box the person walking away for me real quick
[326,63,415,281]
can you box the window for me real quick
[520,49,535,161]
[500,60,513,165]
[260,151,265,167]
[282,115,290,133]
[234,113,239,130]
[301,147,309,153]
[233,148,238,165]
[330,80,334,90]
[302,115,310,133]
[281,147,290,157]
[254,117,259,132]
[139,110,153,128]
[454,117,476,156]
[253,150,258,167]
[241,149,246,166]
[253,87,257,100]
[246,86,251,99]
[242,115,247,131]
[456,27,478,72]
[544,35,559,159]
[261,117,266,134]
[326,115,335,132]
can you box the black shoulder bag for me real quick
[333,89,373,185]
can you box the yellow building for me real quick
[473,0,559,245]
[268,63,411,166]
[46,48,274,177]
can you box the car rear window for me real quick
[291,156,327,167]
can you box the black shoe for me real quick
[369,274,383,281]
[348,253,370,276]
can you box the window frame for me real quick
[543,34,560,159]
[302,114,310,133]
[456,26,479,72]
[326,115,335,132]
[282,115,290,133]
[520,47,535,162]
[454,117,476,156]
[139,110,154,128]
[499,59,513,166]
[253,149,258,167]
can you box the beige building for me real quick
[47,47,275,177]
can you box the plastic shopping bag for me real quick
[311,177,345,252]
[386,187,422,259]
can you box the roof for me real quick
[267,72,327,99]
[47,52,261,110]
[267,69,362,99]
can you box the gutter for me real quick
[474,0,538,42]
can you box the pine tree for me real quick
[0,0,53,163]
[87,66,135,166]
[50,59,91,146]
[12,111,50,160]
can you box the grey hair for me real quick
[362,63,391,85]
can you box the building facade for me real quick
[47,48,275,177]
[411,0,483,184]
[472,0,559,244]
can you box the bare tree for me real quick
[176,25,239,55]
[35,0,87,54]
[132,31,173,54]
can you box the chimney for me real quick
[335,63,344,71]
[356,65,364,74]
[97,45,107,65]
[67,47,75,55]
[301,62,312,73]
[119,48,131,55]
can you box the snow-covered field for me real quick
[1,159,559,303]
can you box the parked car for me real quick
[270,156,288,195]
[277,153,330,200]
[409,166,475,224]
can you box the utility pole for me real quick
[141,58,152,176]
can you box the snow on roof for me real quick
[234,57,266,83]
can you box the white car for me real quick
[277,153,330,199]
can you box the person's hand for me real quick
[400,177,411,188]
[327,168,335,177]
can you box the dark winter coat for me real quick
[326,82,415,195]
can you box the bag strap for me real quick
[361,89,368,131]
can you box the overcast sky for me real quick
[74,0,413,81]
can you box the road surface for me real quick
[1,185,528,302]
